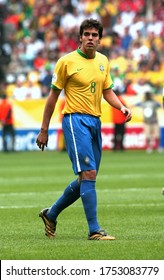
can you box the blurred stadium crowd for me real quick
[0,0,164,100]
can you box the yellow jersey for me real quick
[51,48,114,117]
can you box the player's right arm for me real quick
[36,88,61,151]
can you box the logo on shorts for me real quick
[84,156,90,164]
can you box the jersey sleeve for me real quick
[51,57,68,90]
[103,59,114,90]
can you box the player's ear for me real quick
[80,36,82,42]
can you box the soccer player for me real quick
[36,19,132,240]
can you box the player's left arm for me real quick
[103,88,132,122]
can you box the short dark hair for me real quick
[79,18,103,39]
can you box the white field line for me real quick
[0,189,163,209]
[0,173,164,186]
[0,203,163,209]
[0,187,162,198]
[0,191,62,196]
[1,174,164,181]
[0,188,154,197]
[99,174,164,179]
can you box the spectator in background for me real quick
[39,63,52,98]
[119,3,136,28]
[129,14,146,40]
[33,49,47,72]
[12,74,27,100]
[130,78,154,97]
[0,91,15,152]
[24,32,45,68]
[59,29,78,55]
[134,91,162,153]
[26,72,42,99]
[120,26,133,51]
[112,15,125,38]
[111,91,127,151]
[146,15,163,37]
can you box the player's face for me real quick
[80,28,100,54]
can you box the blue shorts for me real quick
[62,113,102,175]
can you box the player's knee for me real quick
[80,170,96,181]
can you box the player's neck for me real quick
[79,47,96,59]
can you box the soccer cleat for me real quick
[39,208,57,238]
[88,228,116,241]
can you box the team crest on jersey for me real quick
[99,65,104,71]
[52,73,57,83]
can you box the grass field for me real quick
[0,150,163,260]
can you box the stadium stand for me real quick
[0,0,163,99]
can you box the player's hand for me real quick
[36,129,48,151]
[120,106,132,122]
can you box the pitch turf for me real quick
[0,150,163,260]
